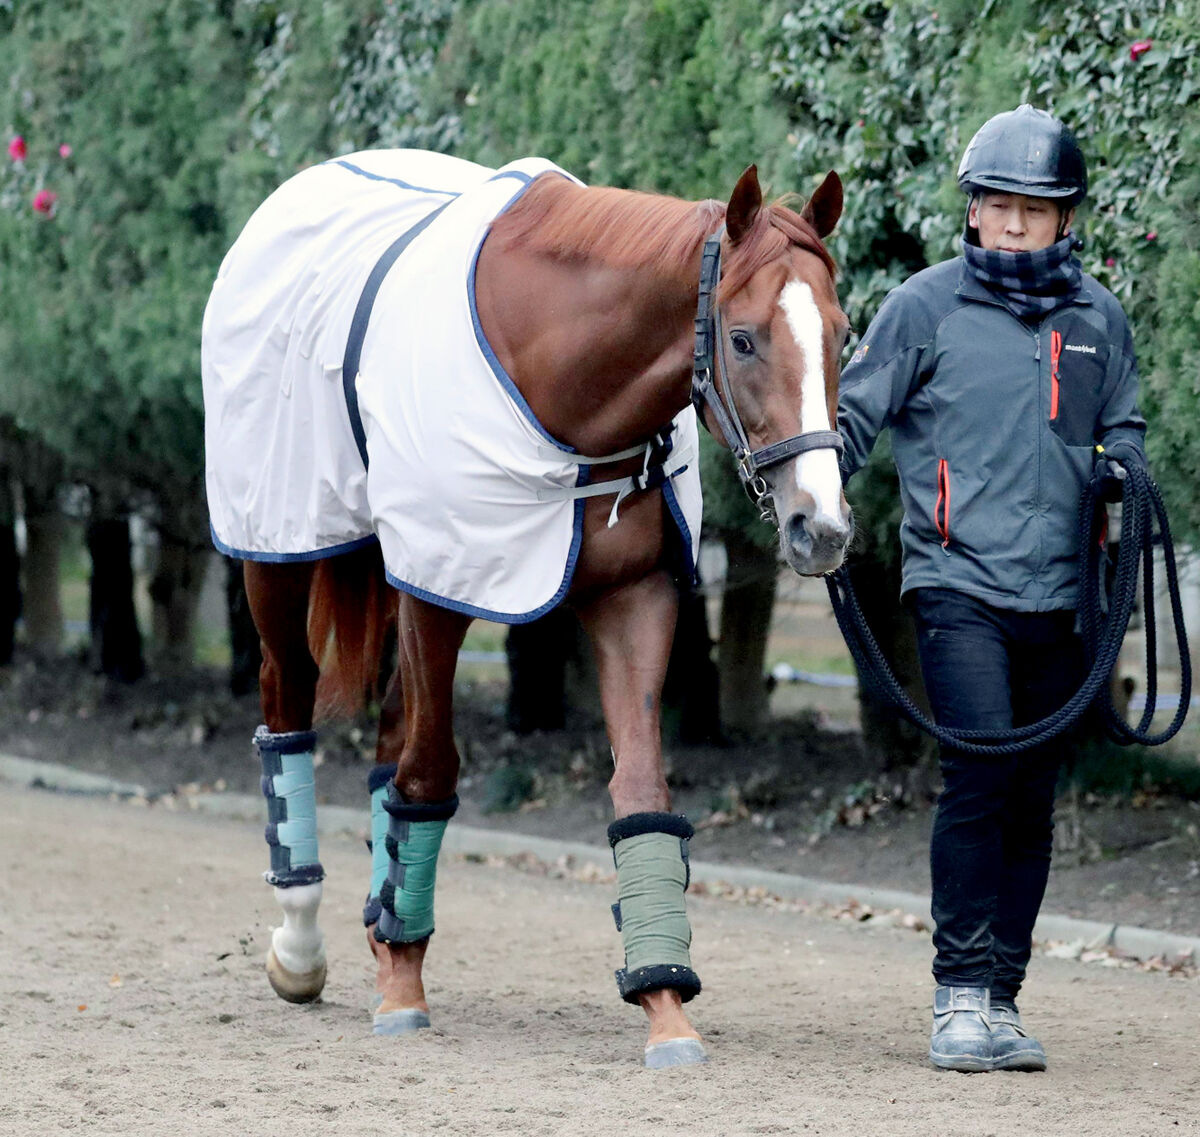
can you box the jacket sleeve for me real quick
[1096,308,1147,470]
[836,287,931,483]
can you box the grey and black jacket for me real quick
[837,257,1146,612]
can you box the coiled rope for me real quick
[826,463,1191,755]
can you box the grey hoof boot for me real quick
[373,1007,431,1035]
[990,1004,1046,1072]
[929,985,993,1072]
[644,1038,708,1069]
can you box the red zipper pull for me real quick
[1050,330,1062,420]
[935,459,951,549]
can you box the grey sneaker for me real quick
[929,985,993,1072]
[990,1004,1047,1072]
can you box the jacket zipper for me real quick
[935,459,951,549]
[1050,329,1062,420]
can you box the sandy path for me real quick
[1,786,1197,1137]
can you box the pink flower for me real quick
[1145,231,1157,241]
[32,189,57,215]
[1130,41,1152,61]
[8,135,26,161]
[1105,257,1116,267]
[59,143,72,159]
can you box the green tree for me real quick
[0,0,250,672]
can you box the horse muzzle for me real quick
[780,508,853,576]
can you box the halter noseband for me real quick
[691,228,843,521]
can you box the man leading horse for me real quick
[837,105,1147,1073]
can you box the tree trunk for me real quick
[564,614,603,726]
[662,578,722,745]
[505,607,576,733]
[22,509,64,657]
[225,557,262,696]
[0,477,18,666]
[87,516,144,683]
[148,534,209,673]
[717,535,778,735]
[847,554,930,773]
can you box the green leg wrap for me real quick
[608,813,701,1004]
[374,784,458,945]
[363,763,398,927]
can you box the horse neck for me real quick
[477,190,711,455]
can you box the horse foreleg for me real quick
[577,570,707,1068]
[369,594,470,1034]
[244,561,327,1004]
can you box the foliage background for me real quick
[1,0,1197,652]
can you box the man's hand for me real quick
[1090,456,1128,503]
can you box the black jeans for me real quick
[910,588,1084,1005]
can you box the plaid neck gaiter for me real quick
[960,235,1083,320]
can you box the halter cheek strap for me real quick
[691,229,843,520]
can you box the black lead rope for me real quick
[826,463,1191,755]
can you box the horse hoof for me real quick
[373,1008,431,1035]
[643,1038,708,1069]
[266,947,327,1004]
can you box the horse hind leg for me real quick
[368,593,470,1035]
[244,560,327,1004]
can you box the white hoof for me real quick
[267,882,326,1003]
[266,945,327,1004]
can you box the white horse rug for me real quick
[202,150,701,622]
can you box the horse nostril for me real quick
[785,513,813,560]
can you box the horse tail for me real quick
[307,542,395,720]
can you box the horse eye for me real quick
[730,331,755,357]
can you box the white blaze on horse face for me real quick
[779,279,844,525]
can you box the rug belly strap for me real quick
[256,726,324,887]
[374,785,459,944]
[608,813,700,1004]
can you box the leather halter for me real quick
[691,228,843,521]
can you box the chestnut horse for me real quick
[203,152,852,1068]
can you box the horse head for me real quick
[702,165,853,576]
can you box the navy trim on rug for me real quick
[467,172,578,449]
[382,490,585,625]
[661,445,697,585]
[210,525,378,564]
[342,197,456,467]
[329,159,462,198]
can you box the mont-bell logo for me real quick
[1064,343,1097,354]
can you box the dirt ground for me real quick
[2,784,1198,1137]
[2,654,1199,939]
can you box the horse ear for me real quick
[725,165,762,244]
[801,170,843,238]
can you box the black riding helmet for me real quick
[957,104,1087,206]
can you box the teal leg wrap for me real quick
[363,764,398,926]
[374,784,459,944]
[608,812,701,1004]
[257,726,324,887]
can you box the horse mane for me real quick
[490,175,836,296]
